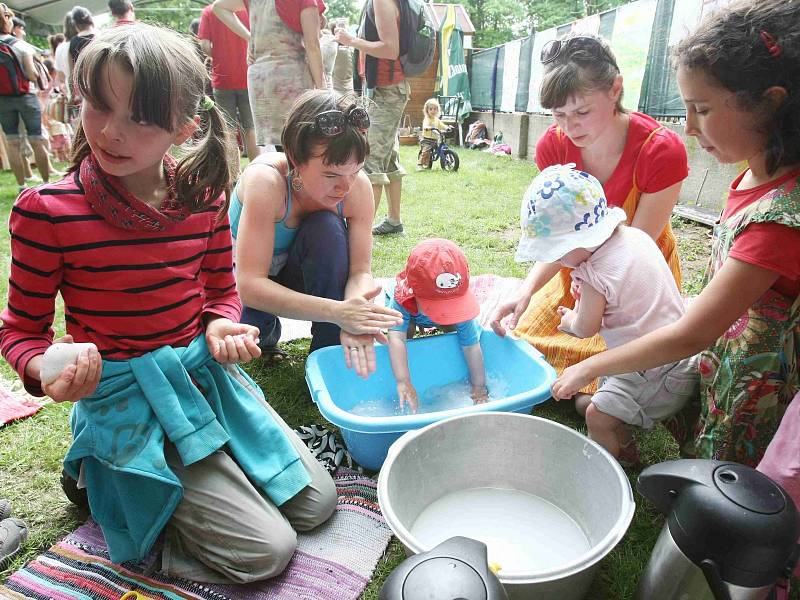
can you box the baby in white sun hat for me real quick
[517,164,698,467]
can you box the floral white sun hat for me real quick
[515,163,627,263]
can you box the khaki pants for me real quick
[161,373,337,584]
[364,80,410,186]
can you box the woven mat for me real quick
[1,469,392,600]
[0,378,44,426]
[279,273,522,343]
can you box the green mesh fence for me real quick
[467,0,728,119]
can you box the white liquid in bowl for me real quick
[409,487,591,574]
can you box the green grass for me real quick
[0,147,725,598]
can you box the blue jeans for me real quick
[0,93,43,139]
[241,211,349,352]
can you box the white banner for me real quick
[526,28,557,113]
[500,39,521,113]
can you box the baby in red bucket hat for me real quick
[386,238,487,413]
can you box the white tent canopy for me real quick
[8,0,108,26]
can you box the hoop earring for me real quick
[290,169,303,192]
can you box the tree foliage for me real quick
[135,0,206,35]
[324,0,360,26]
[439,0,634,48]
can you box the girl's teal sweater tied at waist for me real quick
[65,334,311,563]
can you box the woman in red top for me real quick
[212,0,326,148]
[491,34,689,398]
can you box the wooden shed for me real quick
[404,3,475,129]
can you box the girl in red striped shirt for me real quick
[0,23,336,583]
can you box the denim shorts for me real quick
[0,93,43,139]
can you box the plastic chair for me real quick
[436,95,464,146]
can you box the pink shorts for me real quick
[50,133,70,151]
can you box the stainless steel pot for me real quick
[377,412,635,600]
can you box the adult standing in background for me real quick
[11,16,25,40]
[491,34,688,402]
[336,0,408,236]
[68,7,95,67]
[319,16,337,89]
[107,0,135,26]
[198,3,259,161]
[0,4,53,189]
[213,0,326,150]
[331,20,354,95]
[48,33,64,62]
[53,12,75,94]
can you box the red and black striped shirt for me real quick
[0,171,242,395]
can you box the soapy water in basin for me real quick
[410,487,591,574]
[349,376,510,417]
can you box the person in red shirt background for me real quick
[198,4,259,160]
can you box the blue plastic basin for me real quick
[305,331,556,470]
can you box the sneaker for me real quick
[372,219,404,235]
[25,174,42,184]
[0,518,28,567]
[0,499,10,521]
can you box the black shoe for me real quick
[61,469,89,509]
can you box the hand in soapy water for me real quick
[28,335,102,402]
[471,385,489,404]
[205,317,261,365]
[396,380,419,414]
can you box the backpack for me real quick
[0,36,31,96]
[31,57,51,93]
[396,0,435,78]
[361,0,436,89]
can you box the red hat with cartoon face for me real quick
[394,238,479,325]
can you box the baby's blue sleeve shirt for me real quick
[454,318,482,347]
[385,283,412,333]
[385,283,481,346]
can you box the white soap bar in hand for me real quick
[41,342,97,384]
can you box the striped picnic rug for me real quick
[1,470,392,600]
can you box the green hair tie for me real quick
[200,96,215,111]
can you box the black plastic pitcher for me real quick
[635,459,800,600]
[380,536,508,600]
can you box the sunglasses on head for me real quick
[540,36,619,71]
[312,106,370,136]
